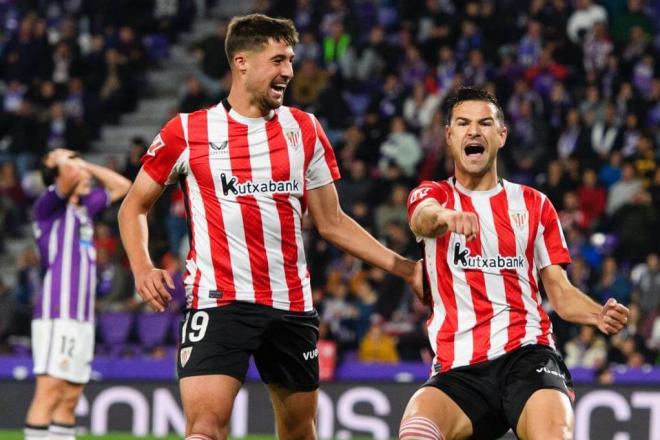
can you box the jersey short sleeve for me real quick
[407,181,449,222]
[83,187,110,217]
[141,114,188,185]
[535,196,571,269]
[305,115,340,190]
[34,186,66,221]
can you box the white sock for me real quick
[48,423,76,440]
[24,424,49,440]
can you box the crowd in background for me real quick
[0,0,659,380]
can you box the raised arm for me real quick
[410,198,479,240]
[82,160,131,202]
[540,264,629,335]
[117,169,173,311]
[307,182,422,296]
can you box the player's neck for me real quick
[226,88,272,119]
[453,171,500,192]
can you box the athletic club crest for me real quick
[509,210,528,229]
[286,130,301,150]
[180,346,192,367]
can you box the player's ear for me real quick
[233,52,248,74]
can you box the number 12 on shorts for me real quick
[181,311,209,344]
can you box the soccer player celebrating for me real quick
[400,87,629,440]
[25,149,130,440]
[118,14,421,440]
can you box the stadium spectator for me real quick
[358,317,400,363]
[564,325,607,368]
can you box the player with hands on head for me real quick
[118,13,422,440]
[400,87,629,440]
[24,148,130,440]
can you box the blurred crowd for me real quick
[1,0,659,379]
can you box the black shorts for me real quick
[423,344,574,440]
[177,302,320,391]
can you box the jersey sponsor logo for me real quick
[452,242,524,269]
[219,173,301,196]
[509,210,529,229]
[146,134,166,156]
[180,346,192,367]
[303,348,319,360]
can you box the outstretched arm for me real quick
[117,169,173,311]
[307,182,422,296]
[540,264,629,335]
[410,198,479,240]
[82,160,131,202]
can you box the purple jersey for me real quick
[33,186,109,321]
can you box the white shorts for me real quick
[32,319,95,384]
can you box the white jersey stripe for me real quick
[424,239,444,356]
[248,120,287,306]
[60,207,75,318]
[208,105,253,302]
[77,250,88,321]
[471,195,510,360]
[448,189,475,369]
[504,182,543,344]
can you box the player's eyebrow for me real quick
[455,116,495,123]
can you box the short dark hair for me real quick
[225,14,299,66]
[444,87,505,126]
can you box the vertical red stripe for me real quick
[266,117,304,311]
[541,198,571,263]
[456,193,493,364]
[188,110,235,305]
[289,108,316,213]
[227,116,272,305]
[526,190,550,345]
[489,191,527,352]
[181,179,201,309]
[312,116,340,180]
[435,188,457,372]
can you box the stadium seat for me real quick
[136,311,173,352]
[98,311,134,357]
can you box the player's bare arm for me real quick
[410,198,479,241]
[307,182,423,298]
[79,160,131,202]
[541,264,629,335]
[118,169,174,312]
[54,157,85,197]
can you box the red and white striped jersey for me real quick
[142,101,340,312]
[407,178,571,374]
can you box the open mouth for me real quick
[464,144,485,156]
[270,84,286,95]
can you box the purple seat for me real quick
[137,311,173,351]
[98,312,134,356]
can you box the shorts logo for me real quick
[509,210,528,229]
[536,366,565,380]
[303,348,318,360]
[180,347,192,367]
[59,358,69,371]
